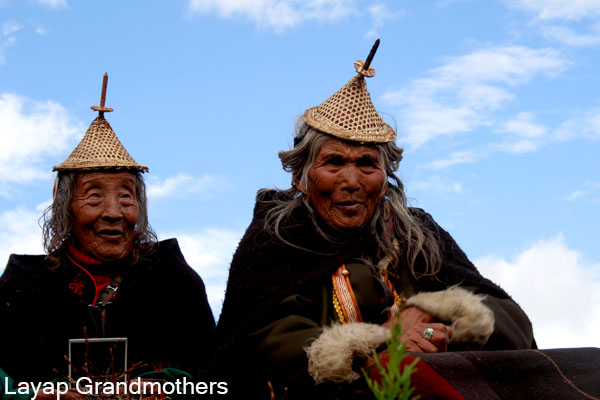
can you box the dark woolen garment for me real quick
[0,239,215,382]
[214,190,535,399]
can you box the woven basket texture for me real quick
[53,117,148,172]
[303,70,396,143]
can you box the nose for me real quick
[340,165,360,193]
[101,195,123,222]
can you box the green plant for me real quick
[363,323,420,400]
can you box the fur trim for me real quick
[406,286,494,346]
[305,322,389,384]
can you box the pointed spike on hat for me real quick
[303,39,396,143]
[53,73,148,172]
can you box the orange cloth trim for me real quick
[332,264,363,324]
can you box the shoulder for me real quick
[1,254,50,283]
[407,207,445,235]
[141,239,206,283]
[254,188,294,215]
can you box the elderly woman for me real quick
[215,47,534,399]
[0,76,214,388]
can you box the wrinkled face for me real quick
[298,138,387,230]
[70,171,139,261]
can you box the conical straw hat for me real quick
[53,74,148,172]
[303,43,396,143]
[53,117,148,172]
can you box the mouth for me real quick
[335,200,365,212]
[97,229,125,239]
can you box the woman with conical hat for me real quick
[0,75,215,389]
[215,41,535,399]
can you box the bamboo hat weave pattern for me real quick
[53,74,148,172]
[303,59,396,143]
[53,117,148,172]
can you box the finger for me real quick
[429,328,451,348]
[404,330,439,353]
[415,324,451,352]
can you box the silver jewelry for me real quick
[423,327,434,341]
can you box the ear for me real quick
[378,180,388,200]
[294,178,308,195]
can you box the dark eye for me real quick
[357,157,377,168]
[325,156,344,166]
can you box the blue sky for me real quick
[0,0,598,349]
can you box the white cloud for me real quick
[0,93,81,192]
[503,112,547,138]
[0,204,47,275]
[383,46,567,148]
[3,21,22,37]
[426,149,483,170]
[409,176,464,194]
[504,0,600,21]
[32,0,68,8]
[555,108,600,141]
[186,0,355,32]
[475,235,600,348]
[146,173,226,199]
[0,21,22,65]
[161,228,243,317]
[541,23,600,46]
[495,139,540,153]
[562,182,600,201]
[365,4,404,39]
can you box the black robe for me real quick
[0,239,215,383]
[215,190,535,399]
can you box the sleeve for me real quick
[248,285,329,395]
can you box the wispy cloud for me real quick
[555,107,600,141]
[3,21,22,37]
[562,182,600,201]
[475,234,600,348]
[425,149,483,170]
[505,0,600,47]
[365,4,404,40]
[0,21,22,64]
[0,93,81,192]
[186,0,356,32]
[541,23,600,47]
[408,176,464,194]
[146,173,227,199]
[502,112,547,138]
[504,0,600,21]
[32,0,68,8]
[383,46,567,148]
[424,106,598,169]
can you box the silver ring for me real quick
[423,327,434,341]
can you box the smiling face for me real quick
[69,171,139,261]
[297,138,387,230]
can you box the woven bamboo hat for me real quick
[53,74,148,172]
[303,39,396,143]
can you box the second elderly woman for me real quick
[215,43,535,399]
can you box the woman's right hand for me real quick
[383,306,452,353]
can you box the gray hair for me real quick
[41,170,157,264]
[261,120,441,278]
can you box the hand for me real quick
[383,306,452,353]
